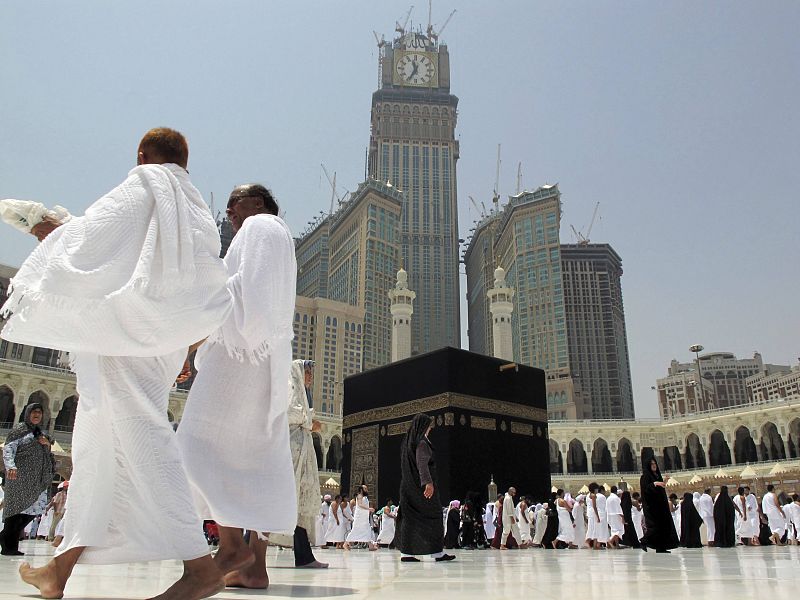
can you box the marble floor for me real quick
[1,540,799,599]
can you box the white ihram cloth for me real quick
[571,499,586,544]
[484,502,496,539]
[762,492,785,535]
[178,214,297,534]
[734,495,756,538]
[376,506,397,545]
[325,503,346,543]
[270,360,320,548]
[594,494,609,543]
[606,493,624,538]
[1,164,230,358]
[697,493,715,542]
[746,493,760,536]
[37,507,54,538]
[1,164,231,565]
[516,503,532,543]
[555,503,574,544]
[346,495,375,543]
[632,503,644,540]
[0,199,71,233]
[316,502,330,547]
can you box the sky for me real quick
[1,1,798,418]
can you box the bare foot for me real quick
[147,571,224,600]
[224,568,269,589]
[19,562,65,599]
[296,560,329,569]
[213,545,254,576]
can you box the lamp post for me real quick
[690,344,707,410]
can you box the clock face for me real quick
[395,52,436,86]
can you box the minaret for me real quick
[488,266,514,361]
[388,267,416,362]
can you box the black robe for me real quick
[620,492,640,548]
[541,501,559,549]
[444,508,460,549]
[679,493,703,548]
[640,465,679,551]
[396,415,444,556]
[713,489,736,548]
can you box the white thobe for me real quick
[746,494,760,536]
[1,164,231,564]
[178,214,297,533]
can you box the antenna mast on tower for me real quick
[493,143,502,212]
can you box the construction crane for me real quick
[396,6,414,35]
[570,201,601,245]
[492,143,501,211]
[427,3,456,42]
[468,195,485,218]
[321,164,341,215]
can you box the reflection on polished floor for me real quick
[1,540,799,599]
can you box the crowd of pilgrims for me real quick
[310,462,800,554]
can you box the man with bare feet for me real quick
[176,183,298,590]
[1,128,231,599]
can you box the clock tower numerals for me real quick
[394,51,437,87]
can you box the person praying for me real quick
[176,183,298,589]
[3,128,232,600]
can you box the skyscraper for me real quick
[326,179,402,370]
[367,28,461,354]
[561,243,635,419]
[464,212,500,357]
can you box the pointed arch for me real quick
[567,439,588,474]
[591,438,613,473]
[549,439,563,474]
[616,438,635,472]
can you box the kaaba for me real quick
[340,347,551,506]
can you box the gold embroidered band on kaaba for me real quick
[342,392,547,430]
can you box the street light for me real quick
[689,344,707,410]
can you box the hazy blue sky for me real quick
[2,2,798,418]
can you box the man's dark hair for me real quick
[738,487,745,495]
[704,488,711,495]
[669,493,678,501]
[632,492,640,500]
[792,494,798,502]
[610,486,618,494]
[767,484,775,492]
[744,486,751,492]
[138,127,189,168]
[229,183,279,215]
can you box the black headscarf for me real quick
[403,413,433,455]
[9,403,45,443]
[396,413,443,556]
[639,458,678,551]
[680,492,703,547]
[713,486,737,547]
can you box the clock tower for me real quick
[367,29,461,355]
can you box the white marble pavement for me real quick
[1,540,798,599]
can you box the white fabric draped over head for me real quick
[1,164,230,357]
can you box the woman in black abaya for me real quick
[540,495,559,550]
[620,491,640,548]
[639,458,679,553]
[679,492,703,548]
[396,414,455,562]
[713,486,736,548]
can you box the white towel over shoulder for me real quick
[1,164,231,357]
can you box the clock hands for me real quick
[410,59,419,79]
